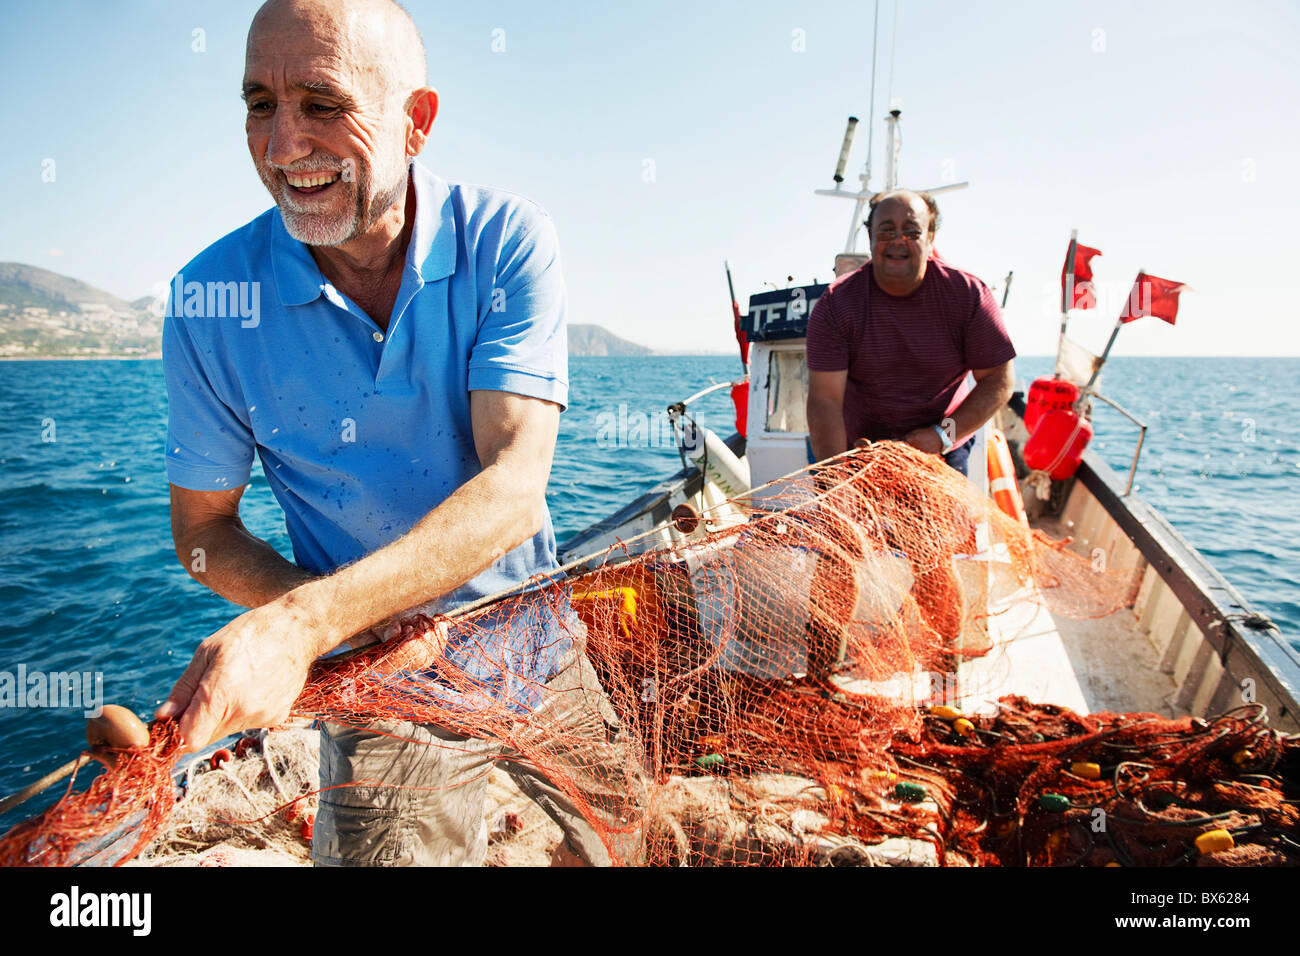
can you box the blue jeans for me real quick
[943,436,976,476]
[312,628,646,867]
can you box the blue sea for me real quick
[1,355,1298,827]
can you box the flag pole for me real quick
[725,259,748,371]
[1086,267,1142,391]
[1057,229,1077,377]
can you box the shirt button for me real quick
[372,331,384,343]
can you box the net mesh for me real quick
[3,442,1295,867]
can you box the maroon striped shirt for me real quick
[805,259,1015,442]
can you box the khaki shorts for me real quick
[312,639,646,867]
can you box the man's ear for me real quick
[406,88,439,157]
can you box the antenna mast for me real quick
[812,0,971,254]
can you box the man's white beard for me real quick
[279,190,359,247]
[269,155,408,248]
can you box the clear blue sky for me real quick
[2,0,1296,356]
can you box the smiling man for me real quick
[805,190,1016,474]
[156,0,642,866]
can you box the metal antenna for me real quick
[864,0,879,187]
[887,0,900,109]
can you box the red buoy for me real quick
[209,748,234,770]
[300,811,315,843]
[1023,409,1093,480]
[1025,377,1080,434]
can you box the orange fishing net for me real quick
[3,442,1293,867]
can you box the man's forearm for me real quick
[179,520,316,609]
[807,398,849,462]
[948,366,1015,441]
[285,460,544,657]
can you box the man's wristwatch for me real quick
[931,424,956,454]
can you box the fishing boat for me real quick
[559,107,1300,737]
[4,91,1297,874]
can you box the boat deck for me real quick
[961,583,1177,718]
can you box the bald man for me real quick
[155,0,642,866]
[805,190,1016,474]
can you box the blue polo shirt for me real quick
[162,161,572,712]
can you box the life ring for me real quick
[987,428,1029,528]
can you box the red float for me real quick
[1024,408,1093,480]
[1025,377,1080,433]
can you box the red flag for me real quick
[1061,240,1102,309]
[1119,272,1187,325]
[732,298,749,366]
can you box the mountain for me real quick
[0,263,162,359]
[568,323,655,356]
[0,262,136,313]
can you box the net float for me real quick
[894,781,927,802]
[209,748,234,770]
[85,705,150,767]
[670,502,701,534]
[1194,829,1234,855]
[1038,793,1071,813]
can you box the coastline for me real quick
[0,353,160,361]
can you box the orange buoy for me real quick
[209,748,234,770]
[987,427,1029,528]
[86,705,150,767]
[300,811,315,843]
[234,736,260,758]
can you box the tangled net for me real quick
[3,442,1293,867]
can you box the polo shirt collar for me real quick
[270,209,325,306]
[408,161,457,284]
[269,160,458,306]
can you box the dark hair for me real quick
[866,190,941,237]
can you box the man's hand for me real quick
[155,599,327,752]
[903,427,944,456]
